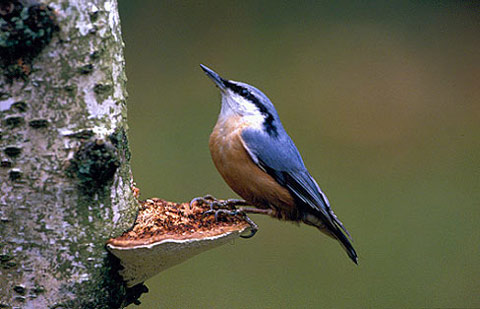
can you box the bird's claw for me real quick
[240,215,258,238]
[190,195,258,238]
[204,207,258,238]
[190,195,248,211]
[189,194,215,208]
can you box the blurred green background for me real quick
[118,1,479,308]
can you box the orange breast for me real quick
[209,116,296,217]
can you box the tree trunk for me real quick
[0,0,137,307]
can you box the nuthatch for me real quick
[200,64,358,264]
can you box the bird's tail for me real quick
[330,224,358,264]
[304,213,358,264]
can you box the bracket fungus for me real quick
[107,198,251,287]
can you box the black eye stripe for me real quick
[223,80,278,137]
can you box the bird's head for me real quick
[200,64,280,136]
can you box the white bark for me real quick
[0,0,137,307]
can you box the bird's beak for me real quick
[200,64,226,91]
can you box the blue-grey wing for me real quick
[241,127,358,263]
[241,127,351,237]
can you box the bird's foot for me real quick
[189,194,216,208]
[203,208,259,238]
[190,195,249,211]
[189,195,257,238]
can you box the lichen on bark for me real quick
[0,0,137,307]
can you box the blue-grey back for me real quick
[241,126,337,226]
[241,127,306,173]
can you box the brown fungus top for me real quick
[108,198,249,248]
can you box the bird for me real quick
[200,64,358,264]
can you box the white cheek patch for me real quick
[243,114,265,131]
[219,91,264,131]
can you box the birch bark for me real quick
[0,0,137,307]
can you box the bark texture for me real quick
[0,0,137,307]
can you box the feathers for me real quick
[241,127,358,264]
[201,64,357,264]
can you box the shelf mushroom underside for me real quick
[107,198,250,287]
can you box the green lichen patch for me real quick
[8,168,21,181]
[93,83,112,94]
[0,0,59,79]
[67,139,120,193]
[3,61,28,80]
[77,64,93,75]
[93,83,113,102]
[0,160,12,168]
[108,127,131,162]
[2,261,16,269]
[0,254,17,269]
[4,146,21,157]
[0,253,14,262]
[90,50,101,61]
[65,129,94,140]
[4,116,24,128]
[89,10,99,23]
[14,296,25,303]
[28,118,48,128]
[31,285,45,294]
[13,285,25,295]
[63,84,77,94]
[0,92,9,100]
[11,101,27,112]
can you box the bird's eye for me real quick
[241,89,249,96]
